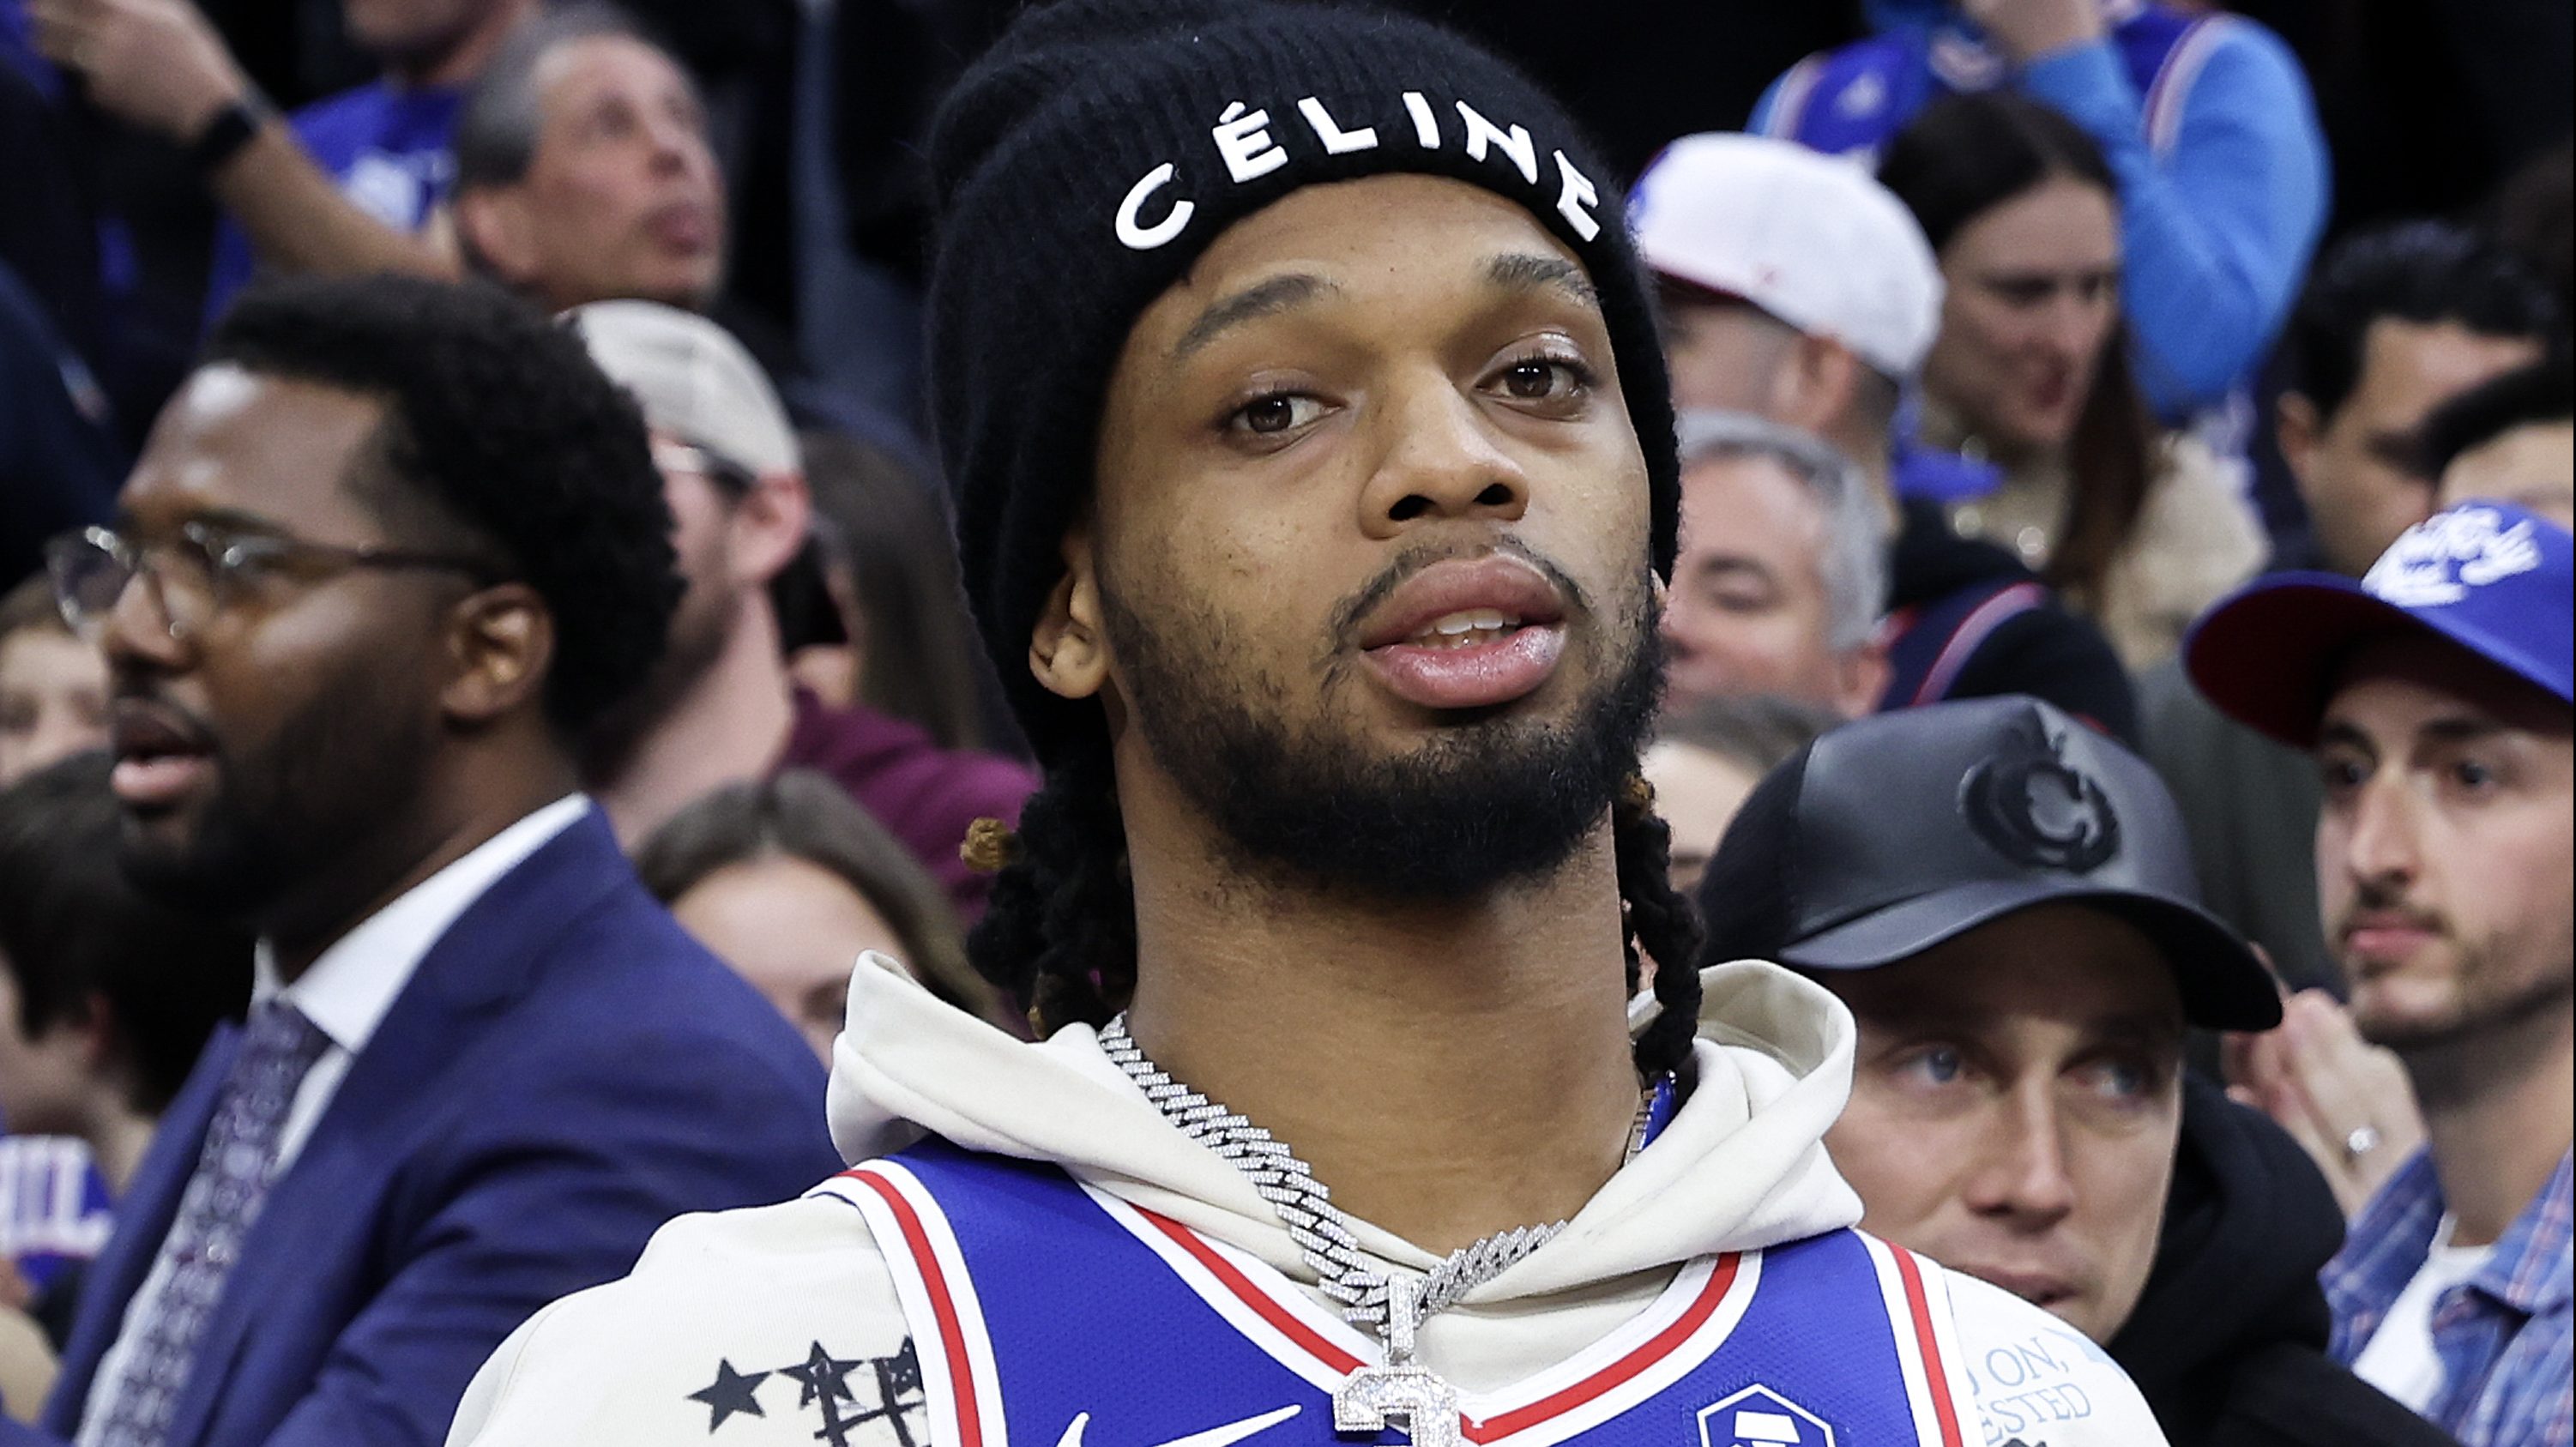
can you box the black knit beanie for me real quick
[927,0,1679,764]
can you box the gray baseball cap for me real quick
[1693,696,2280,1031]
[564,299,800,478]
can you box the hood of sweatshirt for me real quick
[825,953,1864,1307]
[2108,1071,2343,1408]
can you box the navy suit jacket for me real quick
[38,809,842,1446]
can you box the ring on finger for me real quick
[2344,1124,2382,1161]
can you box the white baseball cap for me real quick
[564,299,801,478]
[1631,132,1943,379]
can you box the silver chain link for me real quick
[1099,1013,1566,1333]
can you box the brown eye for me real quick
[1504,360,1559,398]
[1231,394,1324,437]
[1493,355,1591,404]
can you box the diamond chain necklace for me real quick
[1097,1012,1667,1335]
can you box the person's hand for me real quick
[0,1296,53,1425]
[27,0,247,142]
[1962,0,2107,63]
[2226,989,2427,1218]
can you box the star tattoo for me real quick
[776,1340,864,1408]
[685,1359,769,1432]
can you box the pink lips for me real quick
[1354,555,1570,712]
[2344,913,2443,967]
[109,700,214,811]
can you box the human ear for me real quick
[1029,524,1111,702]
[441,584,556,727]
[1777,335,1859,437]
[730,469,812,587]
[2277,393,2321,501]
[455,188,539,286]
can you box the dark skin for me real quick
[104,365,573,981]
[1029,176,1655,1252]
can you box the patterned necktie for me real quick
[92,1001,333,1447]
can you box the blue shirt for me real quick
[1753,2,2328,419]
[2325,1148,2574,1446]
[201,80,462,324]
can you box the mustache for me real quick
[109,679,220,748]
[2335,881,2450,941]
[1326,536,1595,648]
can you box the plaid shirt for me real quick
[2325,1146,2573,1447]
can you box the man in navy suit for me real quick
[16,274,842,1445]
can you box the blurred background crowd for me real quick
[0,0,2566,1442]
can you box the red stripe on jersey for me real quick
[850,1170,986,1447]
[1132,1208,1367,1374]
[1135,1204,1752,1445]
[1891,1246,1965,1447]
[1463,1252,1742,1443]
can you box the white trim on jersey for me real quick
[1860,1233,1978,1446]
[834,1164,1010,1447]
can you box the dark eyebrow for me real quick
[2420,715,2511,745]
[1487,252,1598,309]
[1171,273,1339,361]
[2314,720,2377,757]
[1690,554,1773,584]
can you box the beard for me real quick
[579,568,737,781]
[2357,944,2576,1052]
[1100,546,1662,903]
[118,651,441,924]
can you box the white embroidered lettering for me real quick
[1454,100,1538,184]
[1552,150,1601,241]
[1401,91,1441,148]
[1114,163,1195,250]
[1295,96,1378,154]
[1211,100,1289,183]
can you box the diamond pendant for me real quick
[1333,1276,1463,1445]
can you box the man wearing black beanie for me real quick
[449,3,2163,1444]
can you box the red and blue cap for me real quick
[2187,502,2574,748]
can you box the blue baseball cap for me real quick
[2187,503,2575,748]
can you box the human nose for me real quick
[2338,771,2422,891]
[2039,290,2107,363]
[647,107,712,180]
[1356,374,1530,537]
[1963,1082,2078,1226]
[98,554,192,674]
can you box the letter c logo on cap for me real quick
[1116,163,1195,250]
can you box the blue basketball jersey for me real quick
[829,1138,1973,1447]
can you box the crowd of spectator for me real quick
[0,0,2566,1443]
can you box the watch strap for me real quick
[184,87,276,173]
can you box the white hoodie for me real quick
[447,955,2165,1445]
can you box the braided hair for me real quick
[965,740,1706,1088]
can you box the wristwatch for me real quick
[184,86,277,174]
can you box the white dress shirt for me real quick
[78,796,591,1444]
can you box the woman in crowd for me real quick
[782,430,1015,757]
[636,769,1010,1062]
[1879,92,2266,672]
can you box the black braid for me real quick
[1617,777,1705,1092]
[966,735,1137,1033]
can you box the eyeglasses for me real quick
[45,521,502,645]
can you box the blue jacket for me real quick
[38,809,842,1446]
[1753,0,2327,418]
